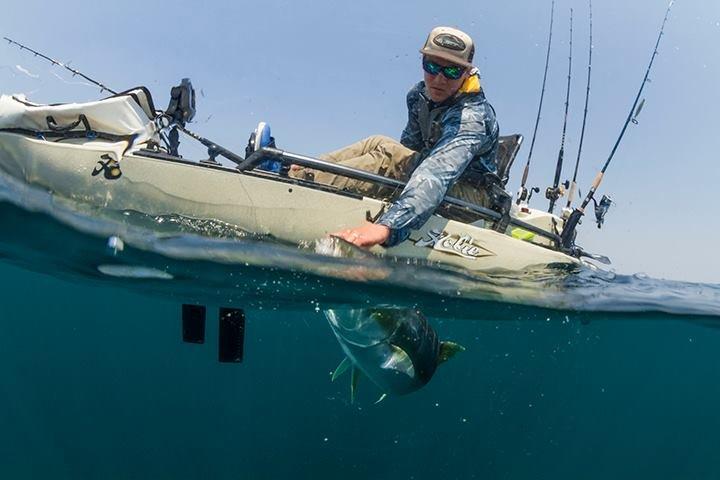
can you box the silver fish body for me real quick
[326,307,459,396]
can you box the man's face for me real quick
[423,55,469,103]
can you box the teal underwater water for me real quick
[1,171,720,479]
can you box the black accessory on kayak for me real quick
[164,78,196,156]
[172,123,246,165]
[566,0,593,210]
[166,79,196,126]
[546,8,573,214]
[46,114,91,133]
[561,0,675,250]
[517,0,554,205]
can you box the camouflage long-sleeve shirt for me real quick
[377,77,499,246]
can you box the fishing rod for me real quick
[566,0,593,211]
[561,0,676,249]
[3,37,249,167]
[517,0,555,206]
[546,9,573,214]
[3,37,118,95]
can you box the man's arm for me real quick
[377,102,498,246]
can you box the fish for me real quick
[325,306,464,403]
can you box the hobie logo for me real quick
[433,34,466,51]
[415,230,494,260]
[92,154,122,180]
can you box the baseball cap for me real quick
[419,26,474,68]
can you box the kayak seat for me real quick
[495,134,523,187]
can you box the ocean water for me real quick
[1,170,720,479]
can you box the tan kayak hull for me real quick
[0,133,578,272]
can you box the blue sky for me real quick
[0,0,718,283]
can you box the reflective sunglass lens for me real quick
[423,60,442,75]
[443,66,463,79]
[423,59,464,80]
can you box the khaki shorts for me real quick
[289,134,489,207]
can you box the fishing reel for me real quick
[526,186,540,202]
[516,186,539,210]
[545,180,570,203]
[592,194,613,228]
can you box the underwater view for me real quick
[1,146,719,479]
[2,0,720,478]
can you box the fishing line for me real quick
[49,70,98,89]
[15,65,39,79]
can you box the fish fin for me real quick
[381,344,415,378]
[374,393,388,405]
[331,357,351,382]
[438,341,466,364]
[350,366,361,405]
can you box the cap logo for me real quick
[433,33,466,51]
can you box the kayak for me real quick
[0,86,583,273]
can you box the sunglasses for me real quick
[422,58,465,80]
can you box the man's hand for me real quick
[331,223,390,248]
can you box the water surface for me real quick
[0,170,719,479]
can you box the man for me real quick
[291,26,500,248]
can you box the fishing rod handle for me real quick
[591,171,604,190]
[520,163,529,186]
[566,181,577,207]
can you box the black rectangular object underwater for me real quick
[218,308,245,363]
[182,304,206,344]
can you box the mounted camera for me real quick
[163,78,196,156]
[166,78,196,127]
